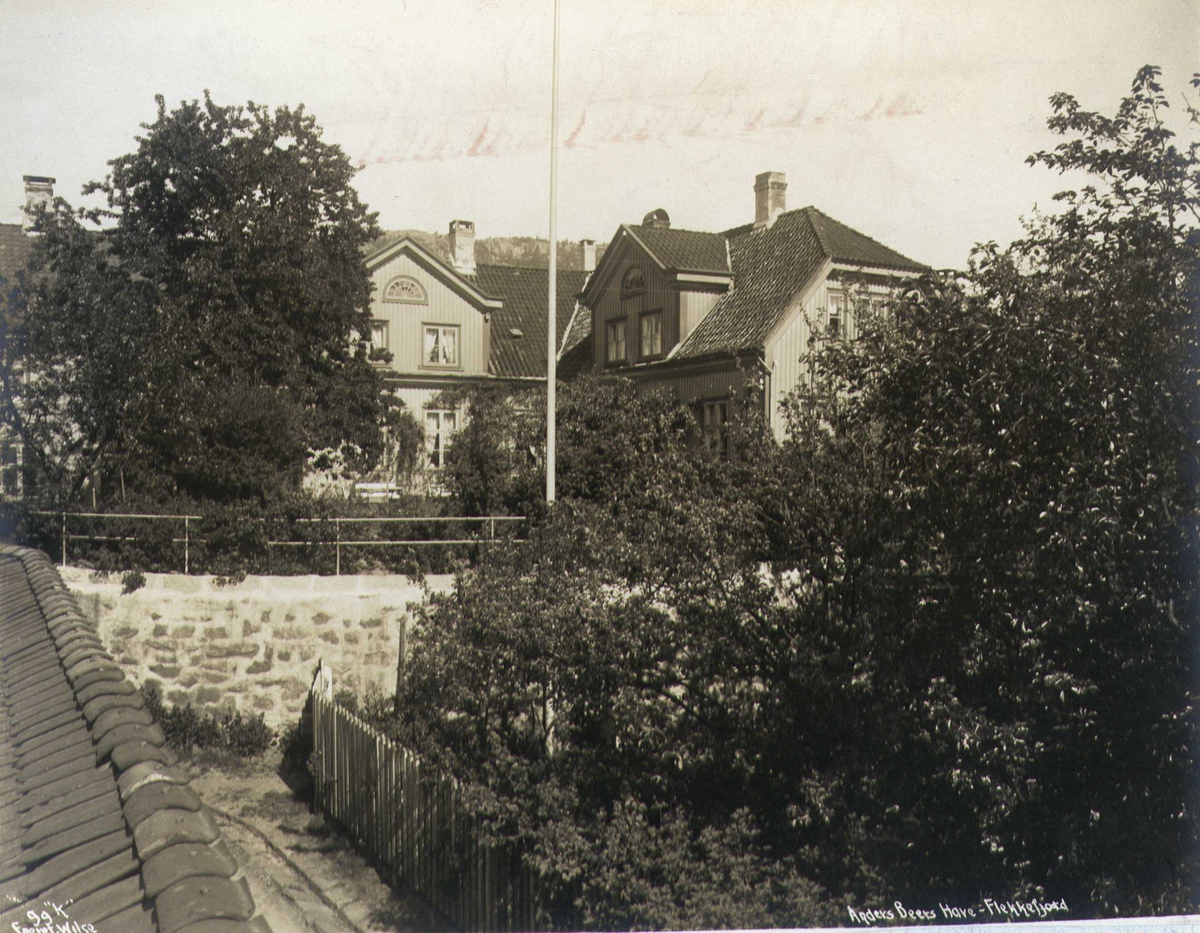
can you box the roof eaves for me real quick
[618,224,668,272]
[369,236,502,311]
[0,546,273,933]
[801,207,833,259]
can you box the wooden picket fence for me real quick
[309,662,543,932]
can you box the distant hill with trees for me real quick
[368,230,607,271]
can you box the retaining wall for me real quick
[65,568,454,728]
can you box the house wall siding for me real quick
[765,275,825,437]
[678,289,722,345]
[370,253,488,375]
[591,244,679,367]
[632,365,746,408]
[764,270,902,437]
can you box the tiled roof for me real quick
[471,264,589,378]
[0,224,32,285]
[624,224,730,274]
[800,207,927,273]
[0,546,271,933]
[557,301,594,379]
[674,207,928,359]
[673,210,827,359]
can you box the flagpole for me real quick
[546,0,560,505]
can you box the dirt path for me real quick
[188,751,451,933]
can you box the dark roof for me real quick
[557,300,594,379]
[0,224,33,285]
[800,206,927,273]
[675,209,827,359]
[623,224,730,274]
[0,546,271,933]
[471,264,588,378]
[674,207,928,359]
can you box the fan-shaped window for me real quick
[383,276,427,304]
[622,267,646,295]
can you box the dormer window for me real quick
[383,276,427,304]
[606,318,627,363]
[622,267,646,296]
[639,311,663,359]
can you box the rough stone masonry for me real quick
[66,569,453,728]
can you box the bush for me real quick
[141,682,275,758]
[120,569,146,594]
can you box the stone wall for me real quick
[66,568,454,728]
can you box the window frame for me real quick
[826,291,845,341]
[702,399,730,457]
[621,266,646,296]
[605,317,628,364]
[422,323,461,369]
[639,310,663,360]
[424,408,459,469]
[369,319,390,362]
[382,275,428,304]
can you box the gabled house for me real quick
[564,172,928,443]
[362,222,589,473]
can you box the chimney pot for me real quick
[448,219,476,274]
[581,239,596,274]
[754,171,786,228]
[22,175,55,233]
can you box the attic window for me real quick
[622,267,646,295]
[383,276,427,304]
[509,327,524,339]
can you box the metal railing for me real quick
[30,510,526,575]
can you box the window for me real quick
[702,400,729,456]
[369,320,389,359]
[639,311,663,359]
[827,293,844,340]
[605,318,627,363]
[1,442,21,497]
[425,409,458,469]
[622,266,646,295]
[424,325,460,368]
[383,276,427,303]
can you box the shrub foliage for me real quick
[383,68,1199,927]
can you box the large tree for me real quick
[0,92,399,504]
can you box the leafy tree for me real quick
[0,92,406,505]
[439,375,715,519]
[762,64,1200,911]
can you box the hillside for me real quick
[368,231,607,271]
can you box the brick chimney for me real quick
[754,171,786,228]
[22,175,55,233]
[448,219,475,274]
[581,239,596,274]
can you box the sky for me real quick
[2,0,1196,270]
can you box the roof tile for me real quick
[675,209,829,359]
[142,841,239,898]
[0,548,272,932]
[0,223,32,285]
[470,264,589,378]
[155,875,256,933]
[625,224,730,273]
